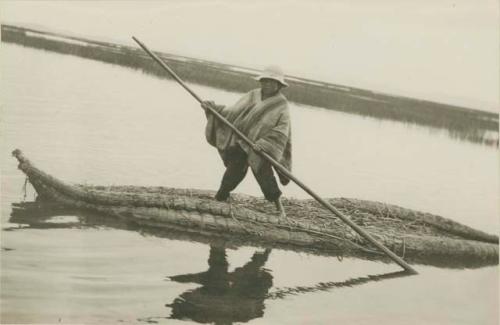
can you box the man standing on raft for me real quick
[201,66,292,219]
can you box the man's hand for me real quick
[201,100,217,111]
[252,143,264,153]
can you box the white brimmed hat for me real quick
[254,66,289,88]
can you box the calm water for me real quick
[1,43,498,324]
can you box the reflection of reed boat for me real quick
[12,149,498,268]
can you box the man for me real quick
[201,66,292,219]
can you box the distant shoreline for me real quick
[1,24,498,146]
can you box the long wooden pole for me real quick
[131,36,417,274]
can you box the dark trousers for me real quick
[216,146,281,202]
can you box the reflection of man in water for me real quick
[167,245,273,324]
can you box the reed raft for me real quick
[12,149,498,268]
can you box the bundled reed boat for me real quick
[11,149,498,268]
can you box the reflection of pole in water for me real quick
[267,270,412,300]
[166,245,273,324]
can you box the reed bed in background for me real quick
[2,24,498,146]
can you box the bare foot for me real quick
[274,197,287,222]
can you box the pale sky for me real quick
[1,0,498,111]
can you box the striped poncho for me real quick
[205,89,292,184]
